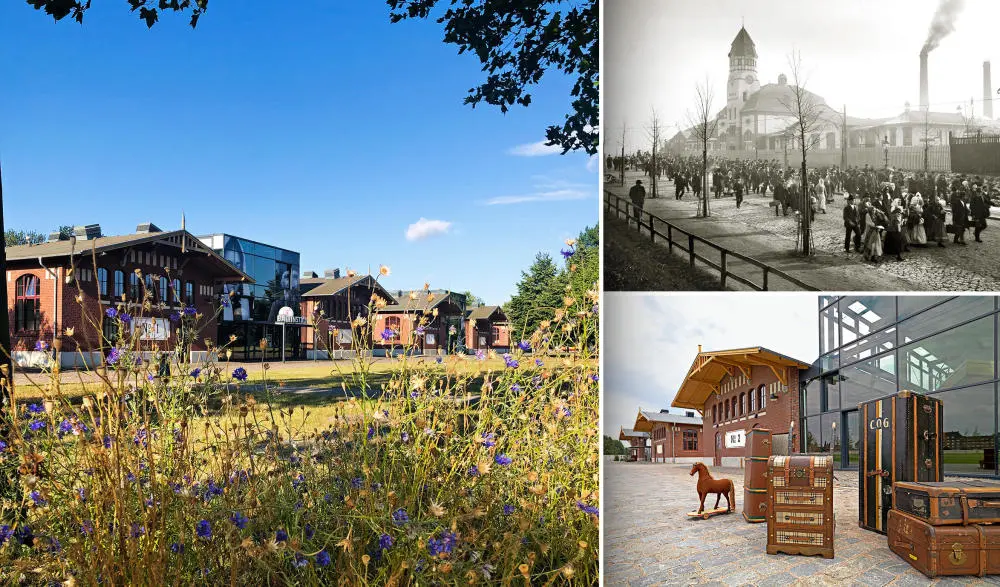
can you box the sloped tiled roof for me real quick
[728,26,757,59]
[383,291,463,314]
[467,305,506,322]
[300,275,396,304]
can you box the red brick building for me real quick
[671,346,810,467]
[618,427,650,461]
[373,291,466,355]
[299,271,396,359]
[4,224,249,368]
[464,305,510,353]
[632,409,704,463]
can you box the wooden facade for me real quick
[464,305,510,353]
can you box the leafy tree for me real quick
[505,252,561,342]
[5,230,46,247]
[27,0,597,156]
[461,291,485,308]
[603,434,626,456]
[58,225,74,239]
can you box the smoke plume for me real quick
[921,0,965,55]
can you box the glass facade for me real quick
[199,234,303,361]
[810,296,999,477]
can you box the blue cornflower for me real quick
[105,307,117,319]
[184,306,197,316]
[436,357,443,363]
[232,367,248,382]
[503,354,519,369]
[380,327,395,342]
[26,403,44,414]
[169,312,181,323]
[130,523,145,538]
[475,349,486,361]
[427,531,457,556]
[58,420,73,436]
[315,549,331,567]
[294,552,308,568]
[80,521,94,536]
[196,519,212,540]
[535,359,543,367]
[415,325,426,336]
[495,454,512,466]
[503,504,515,516]
[378,533,393,550]
[512,383,521,393]
[29,420,45,432]
[29,491,45,505]
[590,373,599,383]
[34,340,48,352]
[517,340,531,352]
[576,501,599,517]
[351,477,363,490]
[170,542,184,554]
[401,431,410,442]
[305,523,314,540]
[367,426,374,440]
[275,529,288,542]
[107,347,122,366]
[0,525,12,545]
[230,512,248,530]
[468,465,480,477]
[481,432,496,448]
[560,248,574,259]
[190,367,201,378]
[77,487,86,501]
[0,440,7,451]
[392,508,409,525]
[103,435,112,449]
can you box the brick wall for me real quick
[650,422,705,462]
[702,365,801,461]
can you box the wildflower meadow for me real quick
[0,242,600,585]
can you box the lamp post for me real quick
[789,419,796,453]
[882,137,890,169]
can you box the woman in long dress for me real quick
[862,201,884,262]
[883,204,906,261]
[907,193,928,246]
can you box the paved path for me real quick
[604,462,1000,586]
[606,171,1000,291]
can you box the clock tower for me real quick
[725,26,760,149]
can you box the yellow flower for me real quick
[347,269,357,278]
[429,501,445,517]
[65,327,74,336]
[229,334,238,342]
[409,291,418,300]
[562,565,575,579]
[352,316,367,327]
[565,238,577,247]
[226,349,233,360]
[526,471,538,482]
[518,564,530,577]
[432,308,439,317]
[362,554,371,566]
[74,293,83,303]
[379,265,390,277]
[423,282,430,290]
[477,460,492,475]
[563,296,575,307]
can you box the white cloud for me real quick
[405,218,452,241]
[507,140,562,156]
[586,154,598,172]
[485,188,589,206]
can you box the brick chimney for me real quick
[919,51,929,111]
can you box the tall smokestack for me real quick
[920,51,929,111]
[985,61,993,119]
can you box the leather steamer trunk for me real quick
[888,508,1000,577]
[894,481,1000,526]
[744,428,772,523]
[766,455,835,558]
[859,390,944,534]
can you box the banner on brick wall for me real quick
[132,317,169,341]
[724,430,746,448]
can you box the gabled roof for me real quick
[5,230,252,282]
[382,290,464,314]
[728,26,757,59]
[671,347,811,410]
[467,305,506,322]
[633,410,703,432]
[300,274,395,303]
[619,427,650,440]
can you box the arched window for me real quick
[171,279,181,304]
[113,270,125,299]
[97,268,108,298]
[129,273,141,301]
[750,389,756,412]
[159,277,168,303]
[14,275,41,332]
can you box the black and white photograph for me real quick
[604,0,1000,292]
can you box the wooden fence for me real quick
[604,190,819,292]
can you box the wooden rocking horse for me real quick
[688,462,736,519]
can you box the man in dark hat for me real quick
[970,184,989,243]
[843,193,862,252]
[951,188,969,245]
[629,179,646,227]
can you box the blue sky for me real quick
[0,2,597,305]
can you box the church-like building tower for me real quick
[723,27,760,150]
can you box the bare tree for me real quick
[778,51,824,255]
[648,108,662,199]
[687,77,719,218]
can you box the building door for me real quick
[714,432,722,467]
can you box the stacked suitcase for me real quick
[766,455,835,558]
[743,427,772,523]
[888,481,1000,577]
[859,390,944,534]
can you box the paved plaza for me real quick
[605,171,1000,291]
[604,462,1000,586]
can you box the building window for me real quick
[145,275,155,300]
[759,385,767,410]
[14,275,41,332]
[491,326,500,343]
[130,273,141,301]
[712,405,717,423]
[724,400,730,420]
[172,279,181,304]
[683,430,698,451]
[97,268,108,298]
[159,277,168,303]
[385,316,401,340]
[740,392,746,416]
[750,390,756,412]
[114,270,125,300]
[185,282,195,306]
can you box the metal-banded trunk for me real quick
[766,454,835,559]
[888,509,1000,577]
[895,481,1000,526]
[859,390,944,534]
[743,427,772,523]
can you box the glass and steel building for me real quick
[806,296,999,477]
[198,233,303,361]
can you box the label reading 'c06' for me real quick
[869,417,890,430]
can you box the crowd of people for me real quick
[613,152,996,264]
